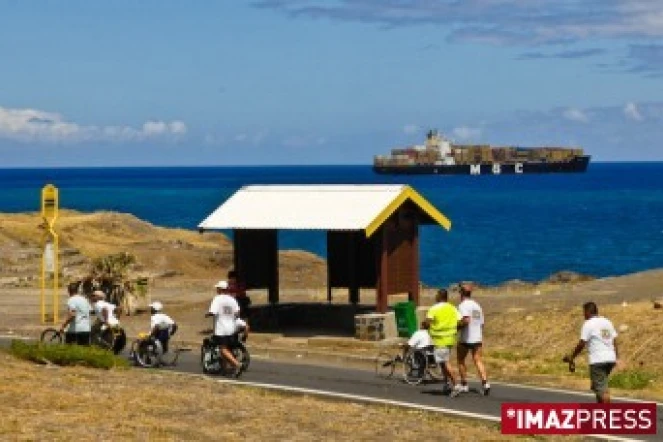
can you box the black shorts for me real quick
[65,332,90,346]
[459,342,482,351]
[212,335,239,348]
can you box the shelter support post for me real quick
[410,216,420,306]
[348,232,359,305]
[376,225,389,313]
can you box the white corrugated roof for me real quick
[198,184,451,235]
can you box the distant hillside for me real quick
[0,210,326,289]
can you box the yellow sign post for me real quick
[40,184,59,324]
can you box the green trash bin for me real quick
[394,301,418,338]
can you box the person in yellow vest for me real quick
[425,288,463,396]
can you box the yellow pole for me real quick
[51,227,59,324]
[40,233,46,324]
[40,184,59,325]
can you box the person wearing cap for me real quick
[149,301,177,354]
[206,280,243,376]
[91,290,120,329]
[228,270,251,323]
[424,288,462,395]
[59,281,91,345]
[455,283,490,397]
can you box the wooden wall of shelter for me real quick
[231,202,421,313]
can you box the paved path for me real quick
[2,336,661,440]
[165,349,662,441]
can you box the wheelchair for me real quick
[402,345,446,386]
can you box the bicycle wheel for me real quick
[375,352,397,379]
[201,343,222,375]
[403,350,428,386]
[94,328,114,351]
[160,341,180,367]
[112,328,127,355]
[134,340,160,368]
[40,328,62,345]
[232,343,250,372]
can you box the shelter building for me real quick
[198,185,451,313]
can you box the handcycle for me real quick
[129,332,186,368]
[200,328,250,376]
[375,345,446,386]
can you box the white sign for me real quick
[44,243,55,273]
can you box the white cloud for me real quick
[624,102,644,121]
[403,124,420,135]
[233,131,267,145]
[282,134,327,148]
[562,107,590,123]
[452,126,482,141]
[256,1,663,44]
[204,134,226,146]
[0,105,187,143]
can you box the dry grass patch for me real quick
[0,352,584,441]
[483,301,663,399]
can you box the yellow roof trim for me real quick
[364,186,452,237]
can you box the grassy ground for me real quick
[0,352,588,441]
[482,300,663,400]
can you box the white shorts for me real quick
[434,347,451,363]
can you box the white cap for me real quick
[149,301,163,312]
[214,280,228,290]
[92,290,106,299]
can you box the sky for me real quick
[1,0,662,166]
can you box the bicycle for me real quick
[91,322,127,354]
[130,332,187,368]
[200,330,250,376]
[40,327,64,345]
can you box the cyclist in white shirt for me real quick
[91,291,120,328]
[206,280,243,376]
[455,283,490,396]
[565,301,619,403]
[149,301,178,353]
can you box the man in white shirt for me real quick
[206,280,243,376]
[149,301,178,353]
[59,282,91,345]
[455,283,490,396]
[92,291,120,327]
[565,301,619,403]
[407,323,433,350]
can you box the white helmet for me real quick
[149,301,163,312]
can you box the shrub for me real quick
[609,370,656,390]
[9,340,129,369]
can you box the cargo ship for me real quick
[373,130,590,175]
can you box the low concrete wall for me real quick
[248,303,375,336]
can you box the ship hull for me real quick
[373,155,590,175]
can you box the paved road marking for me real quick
[203,375,644,442]
[491,380,663,407]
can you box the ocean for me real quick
[1,163,662,287]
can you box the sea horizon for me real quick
[1,163,662,287]
[1,160,663,171]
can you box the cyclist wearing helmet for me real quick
[206,280,243,376]
[149,301,177,353]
